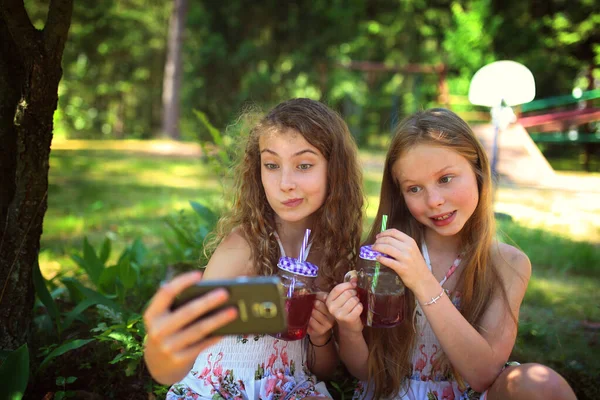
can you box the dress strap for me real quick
[421,242,461,287]
[273,231,312,261]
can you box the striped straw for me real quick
[298,229,311,262]
[371,215,388,291]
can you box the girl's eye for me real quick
[408,186,422,194]
[264,163,278,170]
[440,175,454,184]
[298,163,312,171]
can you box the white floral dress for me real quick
[167,239,329,400]
[167,334,329,400]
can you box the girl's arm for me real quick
[143,231,253,384]
[375,230,531,392]
[327,281,370,381]
[306,292,338,380]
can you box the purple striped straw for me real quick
[298,229,311,261]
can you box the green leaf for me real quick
[66,376,77,384]
[38,339,94,371]
[129,238,147,265]
[62,298,99,331]
[33,259,62,336]
[107,331,131,343]
[125,359,140,376]
[99,237,112,265]
[0,344,29,400]
[193,110,222,146]
[98,265,119,294]
[118,256,139,289]
[56,376,66,386]
[82,237,106,285]
[166,219,194,247]
[61,278,124,326]
[190,201,218,226]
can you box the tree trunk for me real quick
[161,0,187,140]
[0,0,73,351]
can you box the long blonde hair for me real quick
[364,108,511,398]
[206,98,364,290]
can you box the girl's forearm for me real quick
[338,331,369,381]
[307,333,339,380]
[414,279,511,391]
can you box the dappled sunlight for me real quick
[526,271,600,320]
[495,185,600,243]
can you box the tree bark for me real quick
[161,0,187,140]
[0,0,73,351]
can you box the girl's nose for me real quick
[280,169,296,191]
[427,188,445,208]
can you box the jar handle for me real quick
[343,270,358,283]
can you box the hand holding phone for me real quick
[143,271,238,385]
[170,276,287,336]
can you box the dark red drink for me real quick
[357,286,405,328]
[272,293,316,341]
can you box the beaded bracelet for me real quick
[308,332,333,347]
[422,289,445,306]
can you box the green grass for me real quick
[41,140,600,397]
[43,148,225,278]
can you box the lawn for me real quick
[41,139,600,398]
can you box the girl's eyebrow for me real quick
[260,149,319,157]
[399,166,454,185]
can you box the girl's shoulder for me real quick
[491,242,532,284]
[203,227,254,279]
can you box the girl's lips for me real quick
[283,199,303,207]
[430,211,456,227]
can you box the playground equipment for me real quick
[468,61,536,181]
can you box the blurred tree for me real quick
[29,0,595,143]
[491,0,599,97]
[48,0,170,139]
[162,0,188,140]
[0,0,73,350]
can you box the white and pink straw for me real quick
[298,229,311,262]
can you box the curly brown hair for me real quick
[205,98,364,290]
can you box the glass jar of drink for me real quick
[270,256,318,341]
[347,245,406,328]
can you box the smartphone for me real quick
[170,276,287,336]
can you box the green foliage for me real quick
[31,0,597,145]
[38,339,94,371]
[163,201,220,266]
[91,314,146,376]
[32,236,154,391]
[0,344,29,400]
[54,376,78,400]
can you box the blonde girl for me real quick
[328,108,576,400]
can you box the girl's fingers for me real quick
[163,306,238,353]
[315,292,328,303]
[327,282,356,303]
[144,271,203,324]
[158,288,231,337]
[327,286,357,309]
[311,307,334,327]
[376,228,411,242]
[332,296,361,322]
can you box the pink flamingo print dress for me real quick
[167,334,329,400]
